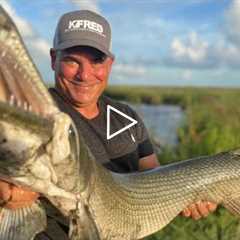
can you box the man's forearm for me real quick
[138,153,159,171]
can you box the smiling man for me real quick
[0,9,217,239]
[48,10,159,173]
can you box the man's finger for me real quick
[11,186,39,202]
[207,202,217,212]
[196,201,209,217]
[189,203,201,220]
[181,208,191,217]
[0,181,11,201]
[5,200,36,210]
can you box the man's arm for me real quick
[139,153,160,170]
[138,153,217,220]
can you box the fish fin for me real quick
[0,201,47,240]
[223,197,240,216]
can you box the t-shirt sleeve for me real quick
[126,106,155,158]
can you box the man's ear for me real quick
[50,48,57,70]
[107,56,114,67]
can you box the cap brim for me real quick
[54,38,114,59]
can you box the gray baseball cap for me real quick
[53,10,114,58]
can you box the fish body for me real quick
[1,4,240,240]
[89,150,240,239]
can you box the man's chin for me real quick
[70,97,96,108]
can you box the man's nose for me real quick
[77,61,94,81]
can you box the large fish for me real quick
[1,4,240,240]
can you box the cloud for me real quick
[112,63,147,79]
[0,0,34,37]
[224,0,240,46]
[0,0,52,82]
[165,31,217,69]
[171,32,208,63]
[212,39,240,68]
[28,39,51,57]
[182,70,192,81]
[0,0,51,56]
[156,0,240,71]
[165,17,240,70]
[174,33,206,63]
[68,0,100,13]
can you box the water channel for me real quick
[131,104,185,147]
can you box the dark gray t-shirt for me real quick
[49,88,154,173]
[35,89,155,239]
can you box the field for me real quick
[105,85,240,240]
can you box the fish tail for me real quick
[0,201,47,240]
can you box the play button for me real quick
[107,105,138,140]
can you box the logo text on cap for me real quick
[66,19,104,36]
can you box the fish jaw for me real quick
[0,3,81,200]
[0,7,97,237]
[0,108,79,218]
[0,106,77,196]
[0,6,59,118]
[0,108,51,182]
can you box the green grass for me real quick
[106,85,240,240]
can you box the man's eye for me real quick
[63,59,79,66]
[92,55,106,64]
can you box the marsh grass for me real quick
[106,85,240,240]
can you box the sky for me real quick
[1,0,240,87]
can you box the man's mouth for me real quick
[66,79,100,88]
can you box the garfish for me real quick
[1,5,240,240]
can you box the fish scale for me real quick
[88,151,240,239]
[1,4,240,240]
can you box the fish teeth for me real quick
[17,99,22,107]
[9,94,15,106]
[23,101,28,111]
[20,101,35,114]
[8,95,32,113]
[1,50,6,57]
[28,104,32,112]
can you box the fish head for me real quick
[0,103,79,183]
[0,6,80,197]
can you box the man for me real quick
[0,9,217,238]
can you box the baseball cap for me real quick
[53,10,114,58]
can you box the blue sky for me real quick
[1,0,240,87]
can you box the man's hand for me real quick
[139,156,217,220]
[0,180,39,209]
[139,154,160,171]
[181,201,217,220]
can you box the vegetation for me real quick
[105,85,240,240]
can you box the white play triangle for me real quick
[107,105,138,140]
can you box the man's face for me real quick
[51,46,113,108]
